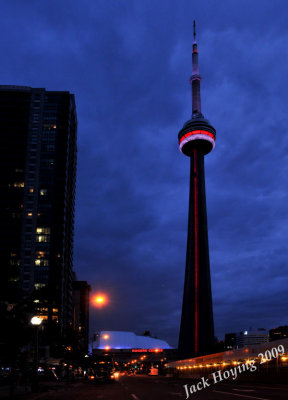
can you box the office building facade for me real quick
[236,329,269,348]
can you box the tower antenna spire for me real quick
[191,20,201,115]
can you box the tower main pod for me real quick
[178,22,215,358]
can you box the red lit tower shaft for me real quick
[179,147,214,356]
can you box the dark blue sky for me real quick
[2,1,288,346]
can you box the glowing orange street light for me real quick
[92,293,108,308]
[103,334,110,340]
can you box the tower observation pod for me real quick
[178,21,215,358]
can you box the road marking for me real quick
[212,390,270,400]
[131,394,140,400]
[233,389,256,392]
[232,384,288,391]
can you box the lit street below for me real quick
[2,375,287,400]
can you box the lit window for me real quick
[35,259,49,266]
[29,188,34,193]
[36,235,50,243]
[33,314,48,320]
[34,283,47,290]
[14,182,24,188]
[40,189,47,196]
[36,227,51,234]
[27,213,33,217]
[37,307,48,312]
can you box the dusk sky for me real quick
[1,1,288,346]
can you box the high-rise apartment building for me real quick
[0,86,77,332]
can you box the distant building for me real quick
[225,333,236,350]
[94,331,173,351]
[269,326,288,342]
[92,331,174,362]
[72,280,91,354]
[236,329,269,348]
[0,86,77,333]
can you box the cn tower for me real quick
[178,22,215,358]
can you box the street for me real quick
[4,374,287,400]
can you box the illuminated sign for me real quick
[132,349,163,353]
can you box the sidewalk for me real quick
[0,381,84,399]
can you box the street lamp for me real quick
[90,293,109,352]
[92,293,108,308]
[30,316,43,392]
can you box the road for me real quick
[2,375,288,400]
